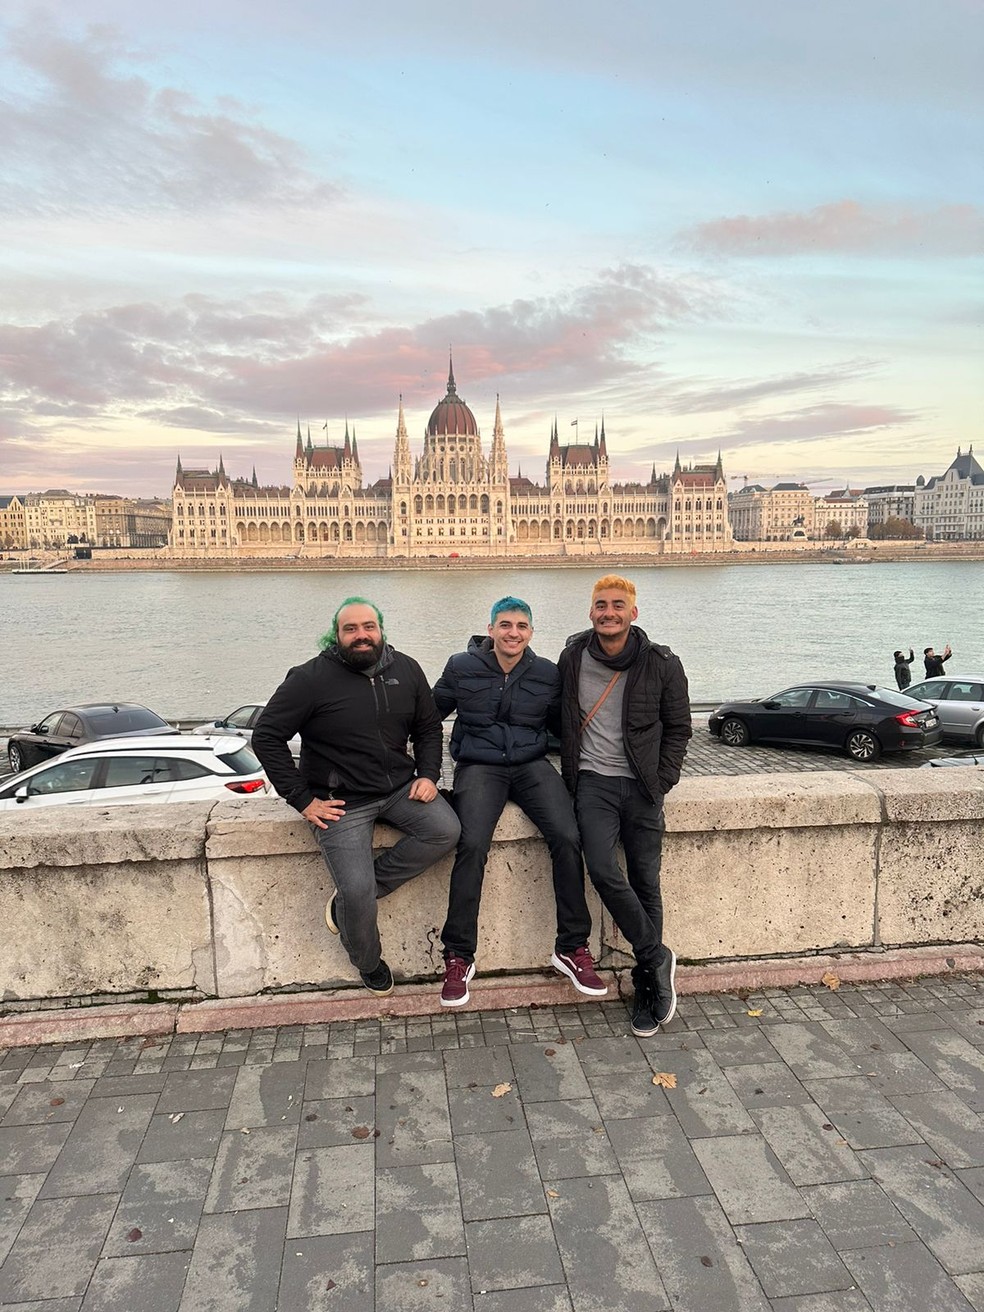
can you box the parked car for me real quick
[0,736,269,811]
[708,682,942,762]
[6,703,177,775]
[190,703,301,757]
[921,753,984,768]
[905,676,984,747]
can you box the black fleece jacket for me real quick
[433,635,561,765]
[557,626,692,802]
[251,645,444,813]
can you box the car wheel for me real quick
[7,742,25,774]
[846,729,881,762]
[720,716,751,747]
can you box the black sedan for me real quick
[708,683,942,763]
[6,703,177,774]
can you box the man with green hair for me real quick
[253,597,460,996]
[432,596,606,1006]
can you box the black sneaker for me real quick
[652,945,677,1026]
[360,960,394,996]
[629,966,659,1038]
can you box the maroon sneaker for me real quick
[440,955,476,1008]
[551,946,608,996]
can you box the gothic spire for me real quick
[343,419,351,458]
[217,452,226,478]
[351,425,359,463]
[295,421,303,460]
[447,347,457,396]
[251,466,258,488]
[599,414,608,458]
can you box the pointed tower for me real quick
[343,420,351,459]
[490,394,508,484]
[251,466,258,488]
[295,420,303,460]
[393,395,413,484]
[217,453,226,480]
[674,449,682,475]
[351,425,359,465]
[599,415,608,460]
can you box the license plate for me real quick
[924,716,938,727]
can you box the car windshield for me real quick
[217,746,263,774]
[867,687,927,709]
[86,708,169,734]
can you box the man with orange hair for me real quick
[558,575,692,1036]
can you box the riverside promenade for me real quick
[3,975,984,1310]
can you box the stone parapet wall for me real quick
[1,769,982,1006]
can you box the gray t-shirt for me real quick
[578,651,633,778]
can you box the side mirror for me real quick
[14,785,30,803]
[29,724,39,734]
[762,701,780,710]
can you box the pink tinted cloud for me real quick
[683,200,984,257]
[0,17,339,217]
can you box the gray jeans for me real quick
[314,781,460,974]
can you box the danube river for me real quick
[1,561,980,726]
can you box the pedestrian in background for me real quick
[893,648,915,690]
[924,644,953,677]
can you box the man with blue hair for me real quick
[253,597,460,997]
[432,596,606,1006]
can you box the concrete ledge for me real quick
[2,946,983,1045]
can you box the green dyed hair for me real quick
[318,596,386,650]
[490,595,532,625]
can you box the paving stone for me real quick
[956,1166,984,1204]
[40,1093,158,1197]
[691,1134,810,1225]
[288,1144,374,1237]
[801,1178,916,1251]
[859,1146,984,1276]
[0,1122,71,1176]
[851,1050,948,1096]
[605,1113,711,1202]
[298,1094,377,1148]
[0,1300,82,1311]
[819,1018,912,1055]
[584,1071,671,1120]
[179,1207,286,1312]
[525,1098,618,1179]
[223,1061,306,1131]
[454,1129,546,1221]
[375,1162,465,1263]
[546,1174,669,1312]
[375,1256,473,1311]
[278,1232,374,1312]
[701,1029,791,1067]
[442,1047,515,1089]
[571,1036,652,1080]
[89,1073,170,1098]
[80,1251,191,1311]
[751,1103,868,1185]
[635,1194,771,1311]
[155,1068,238,1114]
[724,1063,813,1109]
[954,1273,984,1312]
[1,1080,97,1126]
[375,1069,453,1168]
[448,1084,525,1135]
[375,1051,446,1075]
[0,1172,44,1265]
[508,1044,591,1102]
[136,1109,227,1164]
[843,1240,977,1311]
[889,1089,984,1168]
[734,1218,853,1298]
[465,1215,564,1292]
[472,1286,572,1312]
[769,1291,878,1311]
[0,1194,118,1302]
[896,1031,984,1111]
[104,1158,212,1256]
[648,1049,758,1139]
[804,1077,925,1150]
[204,1126,297,1214]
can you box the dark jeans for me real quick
[575,770,665,969]
[314,781,460,974]
[441,758,591,963]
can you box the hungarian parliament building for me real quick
[169,364,732,559]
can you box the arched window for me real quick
[414,496,423,514]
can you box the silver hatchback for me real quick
[907,676,984,746]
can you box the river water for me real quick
[1,562,980,726]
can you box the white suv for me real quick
[0,735,269,811]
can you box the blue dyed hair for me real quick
[490,596,532,625]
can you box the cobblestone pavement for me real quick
[681,726,958,777]
[2,976,984,1310]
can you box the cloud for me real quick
[659,361,877,416]
[681,200,984,258]
[0,16,339,218]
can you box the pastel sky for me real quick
[1,0,981,497]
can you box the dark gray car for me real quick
[6,703,177,775]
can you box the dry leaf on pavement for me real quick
[491,1082,512,1098]
[821,971,841,991]
[652,1072,677,1089]
[746,1009,763,1017]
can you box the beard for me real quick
[339,637,384,669]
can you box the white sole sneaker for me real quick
[440,962,476,1008]
[325,893,339,934]
[550,951,609,996]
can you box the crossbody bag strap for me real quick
[579,671,622,735]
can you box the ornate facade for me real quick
[169,365,733,558]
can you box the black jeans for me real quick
[441,758,591,963]
[575,770,665,969]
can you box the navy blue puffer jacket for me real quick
[433,636,561,765]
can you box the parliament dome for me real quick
[427,361,479,436]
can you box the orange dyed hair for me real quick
[591,574,637,605]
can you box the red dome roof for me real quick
[427,363,478,436]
